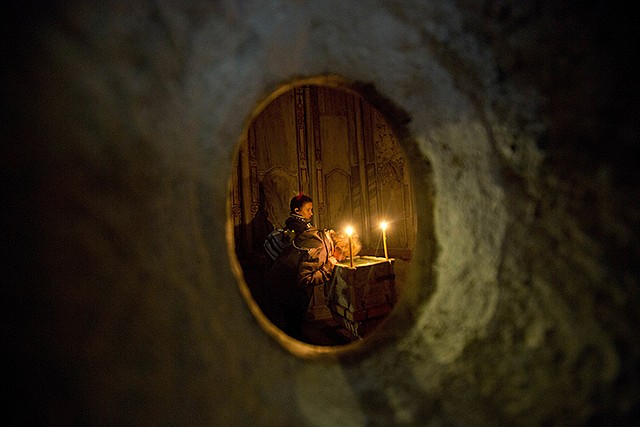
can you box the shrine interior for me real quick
[231,84,415,345]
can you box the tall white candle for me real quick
[345,226,354,268]
[380,221,389,260]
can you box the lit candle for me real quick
[345,226,354,268]
[380,221,389,260]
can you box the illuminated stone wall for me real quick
[5,1,638,425]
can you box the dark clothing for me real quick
[283,213,312,241]
[263,213,312,262]
[261,227,335,339]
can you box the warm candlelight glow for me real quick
[381,221,389,260]
[345,225,355,268]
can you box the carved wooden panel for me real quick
[370,106,412,250]
[253,90,303,230]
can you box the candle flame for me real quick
[345,226,353,236]
[380,221,387,231]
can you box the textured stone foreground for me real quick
[4,1,638,425]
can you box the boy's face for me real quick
[296,202,313,220]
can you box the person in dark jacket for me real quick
[262,227,361,340]
[283,193,313,240]
[263,193,314,262]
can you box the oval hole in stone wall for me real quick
[229,76,421,354]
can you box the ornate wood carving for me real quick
[374,118,404,186]
[310,86,327,217]
[248,125,260,216]
[295,88,308,194]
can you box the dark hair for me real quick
[289,193,313,212]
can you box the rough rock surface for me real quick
[4,1,638,425]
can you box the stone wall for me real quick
[5,1,638,425]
